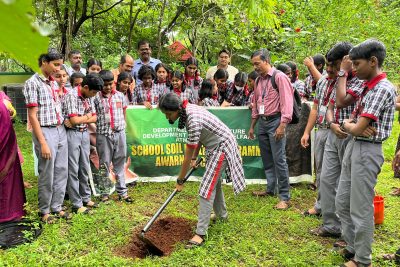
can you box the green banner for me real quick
[126,106,312,183]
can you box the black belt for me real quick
[260,113,281,121]
[353,137,382,144]
[67,128,87,132]
[42,125,60,128]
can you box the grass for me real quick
[1,121,400,267]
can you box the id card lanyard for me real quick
[101,93,114,129]
[46,79,61,125]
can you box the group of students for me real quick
[0,37,395,264]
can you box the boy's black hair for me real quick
[137,40,151,49]
[313,54,326,67]
[87,58,102,69]
[248,71,259,81]
[234,72,248,84]
[199,79,214,101]
[349,39,386,68]
[326,42,353,63]
[218,49,231,57]
[276,63,291,74]
[99,70,114,82]
[82,73,104,91]
[68,50,81,58]
[38,52,63,67]
[70,72,85,85]
[138,65,156,80]
[213,68,229,80]
[251,48,271,63]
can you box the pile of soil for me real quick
[119,216,195,259]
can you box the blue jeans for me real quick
[258,117,290,201]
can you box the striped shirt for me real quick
[93,90,127,136]
[217,80,233,105]
[171,87,196,104]
[185,76,203,104]
[313,75,336,127]
[202,97,220,107]
[63,86,95,130]
[226,83,247,106]
[23,73,64,126]
[352,73,396,141]
[292,79,306,97]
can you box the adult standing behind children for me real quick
[206,49,239,81]
[23,52,70,223]
[248,48,293,210]
[93,70,132,203]
[132,40,162,85]
[112,54,135,91]
[158,93,246,248]
[64,50,86,76]
[336,39,396,267]
[63,74,103,214]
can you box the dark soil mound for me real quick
[118,216,195,259]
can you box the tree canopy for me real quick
[0,0,399,80]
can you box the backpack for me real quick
[256,70,301,124]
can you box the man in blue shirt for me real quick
[131,40,162,85]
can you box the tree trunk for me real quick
[156,0,167,58]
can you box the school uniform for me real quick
[202,97,220,107]
[311,75,336,213]
[93,89,128,198]
[226,83,247,106]
[292,79,306,99]
[185,76,203,104]
[63,86,95,209]
[335,73,396,265]
[172,88,196,104]
[185,103,246,236]
[244,91,254,106]
[133,82,166,105]
[318,75,364,235]
[23,73,68,215]
[217,80,233,105]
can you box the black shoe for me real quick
[119,195,133,203]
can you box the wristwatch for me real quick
[338,70,348,78]
[177,178,185,185]
[327,120,333,128]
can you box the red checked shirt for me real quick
[292,79,306,97]
[329,74,364,124]
[251,68,293,123]
[133,82,166,105]
[352,73,396,141]
[62,85,95,130]
[93,90,127,136]
[313,75,336,127]
[23,73,64,126]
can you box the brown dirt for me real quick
[118,216,196,259]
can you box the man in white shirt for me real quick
[206,49,239,81]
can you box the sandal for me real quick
[310,226,341,238]
[185,235,205,249]
[390,187,400,196]
[337,248,355,260]
[52,211,72,220]
[83,201,99,209]
[72,206,93,215]
[40,213,57,224]
[381,253,396,261]
[303,208,321,217]
[101,195,110,203]
[340,259,371,267]
[119,195,133,203]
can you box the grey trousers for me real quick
[320,131,351,234]
[33,126,68,214]
[67,130,92,208]
[313,128,329,213]
[258,117,290,201]
[96,132,128,197]
[196,159,228,236]
[335,139,384,265]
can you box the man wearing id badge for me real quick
[248,48,293,210]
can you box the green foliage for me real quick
[0,0,49,72]
[1,121,400,266]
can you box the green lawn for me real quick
[1,121,400,267]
